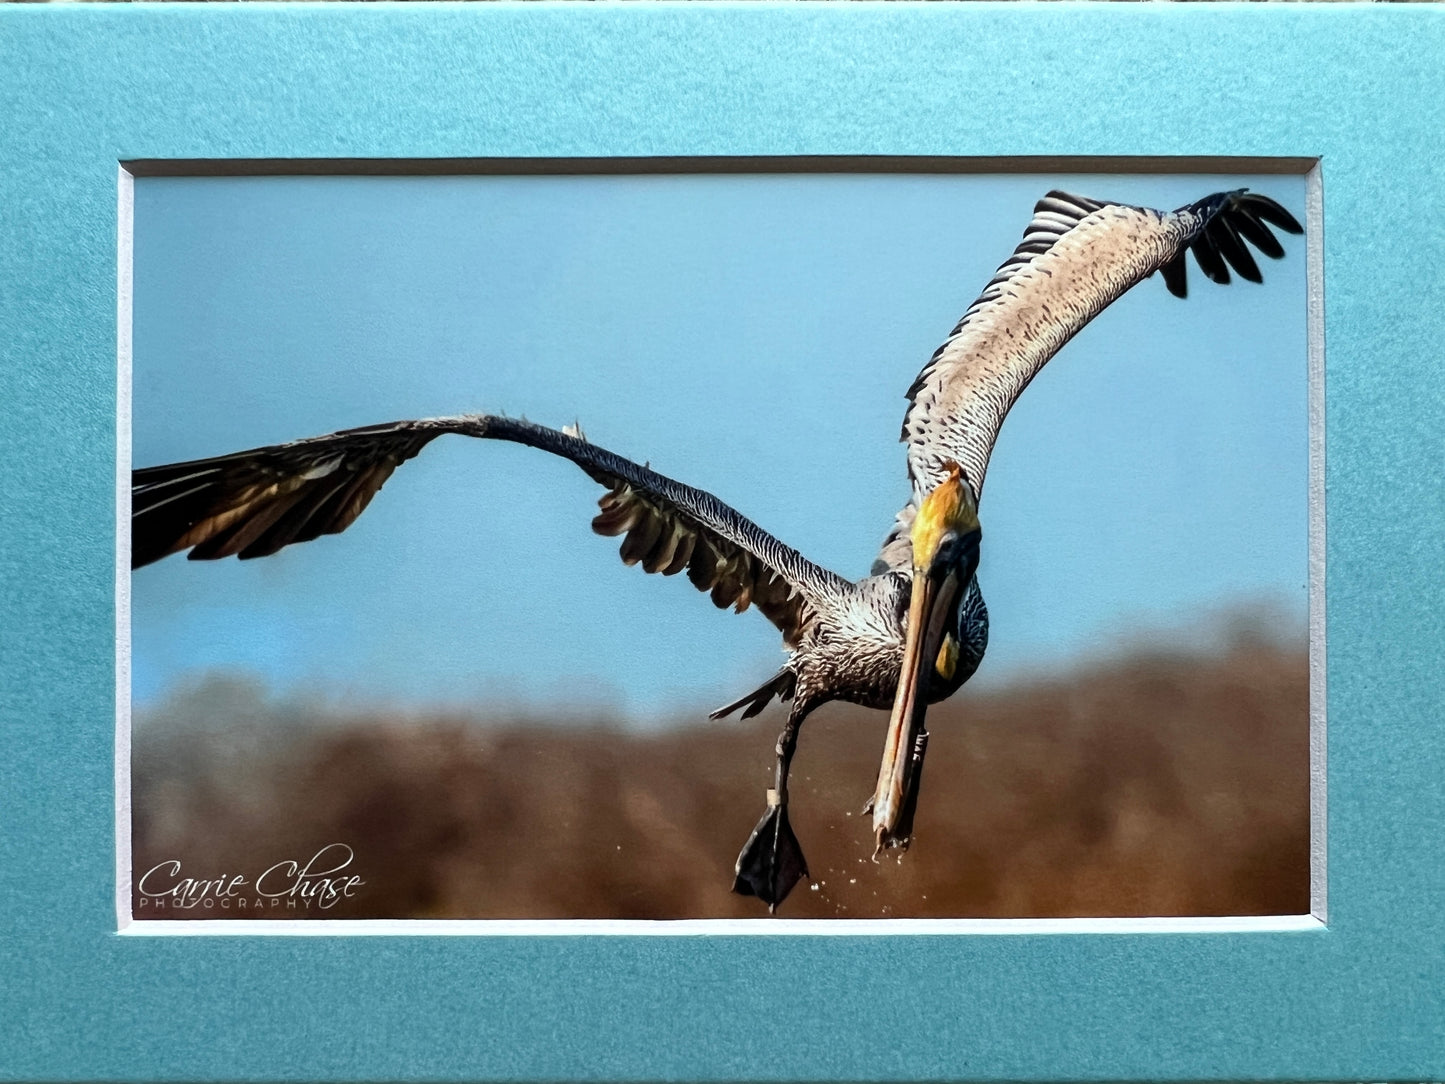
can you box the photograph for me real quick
[12,2,1445,1077]
[126,169,1309,921]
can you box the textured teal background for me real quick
[1,3,1442,1080]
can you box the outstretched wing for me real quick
[132,415,850,648]
[899,188,1303,511]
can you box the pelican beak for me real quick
[870,527,979,853]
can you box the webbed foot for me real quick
[732,798,808,912]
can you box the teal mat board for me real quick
[0,3,1442,1080]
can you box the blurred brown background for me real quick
[132,632,1307,921]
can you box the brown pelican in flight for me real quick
[131,188,1302,912]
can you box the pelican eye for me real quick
[932,531,960,566]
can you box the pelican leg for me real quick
[733,706,809,911]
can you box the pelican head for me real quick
[871,462,982,852]
[910,461,980,579]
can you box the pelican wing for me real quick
[132,415,849,647]
[899,188,1304,512]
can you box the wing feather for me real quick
[880,188,1301,572]
[132,415,848,648]
[1231,207,1287,260]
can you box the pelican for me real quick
[131,188,1302,912]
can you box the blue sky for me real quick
[130,172,1308,722]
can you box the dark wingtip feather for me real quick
[1230,207,1288,260]
[1191,190,1302,291]
[1239,193,1304,235]
[1191,230,1231,285]
[1160,254,1189,299]
[131,540,174,570]
[1208,218,1263,284]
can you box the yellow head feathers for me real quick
[911,462,979,569]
